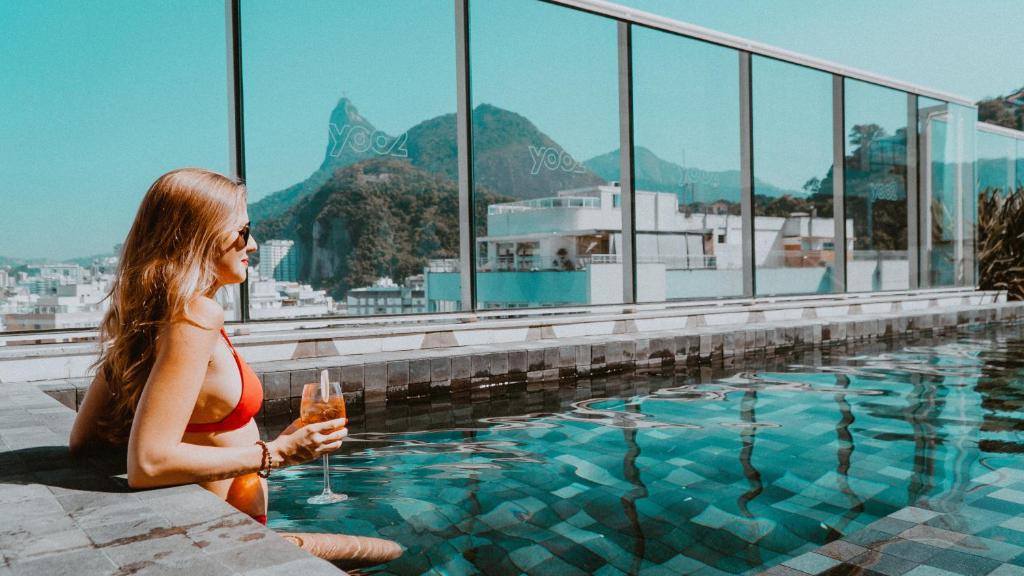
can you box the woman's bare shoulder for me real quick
[177,295,225,331]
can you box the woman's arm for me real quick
[126,297,346,489]
[69,367,112,455]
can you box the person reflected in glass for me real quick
[69,168,400,566]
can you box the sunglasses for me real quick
[236,222,251,248]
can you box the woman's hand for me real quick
[267,418,348,468]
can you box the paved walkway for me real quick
[0,382,343,575]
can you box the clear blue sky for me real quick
[1,0,1021,261]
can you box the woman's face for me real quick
[214,212,257,286]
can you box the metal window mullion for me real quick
[455,0,476,311]
[907,93,919,289]
[1010,142,1018,196]
[954,113,965,287]
[831,75,847,293]
[739,51,754,298]
[920,112,934,287]
[617,21,636,304]
[226,0,249,322]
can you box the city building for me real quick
[26,264,83,291]
[346,276,426,316]
[259,239,297,282]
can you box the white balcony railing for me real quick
[427,259,460,273]
[590,254,717,270]
[487,196,600,215]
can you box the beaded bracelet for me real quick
[255,440,272,478]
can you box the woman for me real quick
[70,168,400,565]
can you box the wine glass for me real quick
[300,369,348,504]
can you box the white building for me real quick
[31,264,84,284]
[247,273,335,320]
[3,280,108,331]
[459,184,872,307]
[259,239,297,282]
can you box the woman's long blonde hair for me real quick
[93,168,247,444]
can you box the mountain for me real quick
[464,104,606,198]
[249,99,606,224]
[253,158,511,297]
[584,146,800,204]
[249,98,387,223]
[0,256,28,267]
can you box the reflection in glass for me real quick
[844,80,909,292]
[919,99,975,287]
[242,0,459,319]
[0,2,228,332]
[470,0,620,309]
[752,57,838,296]
[632,27,742,301]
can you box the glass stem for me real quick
[322,454,332,494]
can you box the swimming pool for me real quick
[267,323,1024,575]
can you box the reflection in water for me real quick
[737,390,763,567]
[905,372,941,505]
[824,373,863,540]
[268,324,1024,576]
[621,402,647,576]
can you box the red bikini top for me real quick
[185,328,263,433]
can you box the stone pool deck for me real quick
[0,381,345,575]
[760,468,1024,576]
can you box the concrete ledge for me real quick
[0,288,1000,384]
[0,382,345,575]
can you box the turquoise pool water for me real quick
[267,324,1024,575]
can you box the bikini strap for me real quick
[219,327,238,355]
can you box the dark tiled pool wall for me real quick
[40,303,1024,425]
[257,339,914,440]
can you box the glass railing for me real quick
[0,0,1006,333]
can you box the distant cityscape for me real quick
[0,241,341,331]
[0,180,877,331]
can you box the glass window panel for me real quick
[632,27,741,302]
[0,1,228,332]
[242,0,459,318]
[919,99,975,287]
[470,0,620,308]
[977,130,1016,195]
[752,57,836,296]
[843,79,909,292]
